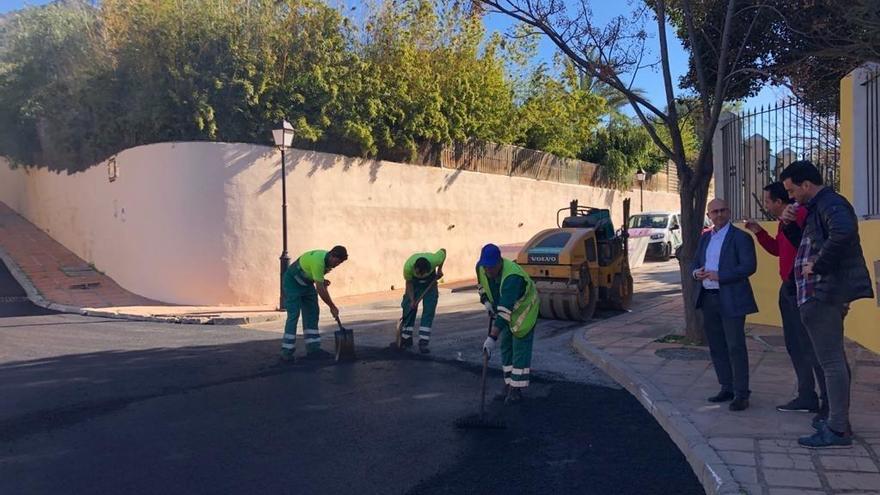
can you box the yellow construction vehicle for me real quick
[516,199,634,321]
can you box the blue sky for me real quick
[1,0,786,113]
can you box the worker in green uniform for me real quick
[400,248,446,354]
[476,243,540,404]
[280,245,348,362]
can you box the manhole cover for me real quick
[61,265,97,277]
[655,347,710,361]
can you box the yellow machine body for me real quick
[515,200,634,321]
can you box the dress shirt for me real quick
[702,222,730,289]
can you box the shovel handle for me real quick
[479,349,489,418]
[479,315,492,419]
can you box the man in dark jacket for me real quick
[692,198,759,412]
[780,160,874,449]
[746,182,825,414]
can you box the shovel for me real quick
[333,315,356,362]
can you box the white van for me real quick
[627,212,682,260]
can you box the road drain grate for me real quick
[60,265,98,277]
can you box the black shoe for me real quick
[729,397,749,411]
[776,397,820,413]
[493,385,511,402]
[280,350,297,364]
[504,388,524,405]
[399,337,413,349]
[305,349,334,360]
[708,391,735,403]
[418,341,430,354]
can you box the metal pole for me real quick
[639,180,644,212]
[279,146,290,310]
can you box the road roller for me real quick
[515,198,634,321]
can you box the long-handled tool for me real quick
[454,317,506,430]
[394,277,438,350]
[333,315,356,362]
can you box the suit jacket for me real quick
[691,224,759,318]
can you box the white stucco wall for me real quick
[0,143,681,305]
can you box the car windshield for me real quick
[628,215,669,229]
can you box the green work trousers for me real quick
[400,277,439,343]
[281,280,321,354]
[501,326,534,388]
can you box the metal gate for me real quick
[719,100,840,220]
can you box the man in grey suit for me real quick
[692,198,758,411]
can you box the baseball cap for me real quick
[477,243,502,267]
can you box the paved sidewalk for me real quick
[0,202,162,310]
[0,201,471,324]
[573,269,880,495]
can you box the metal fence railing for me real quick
[720,100,840,220]
[435,139,678,193]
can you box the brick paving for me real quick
[0,201,161,309]
[573,262,880,495]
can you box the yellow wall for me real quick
[845,221,880,353]
[746,222,880,353]
[745,221,784,328]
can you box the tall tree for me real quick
[479,0,777,342]
[515,59,605,158]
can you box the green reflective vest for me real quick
[478,259,539,338]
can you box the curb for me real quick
[571,329,743,495]
[0,245,284,326]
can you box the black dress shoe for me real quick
[729,397,749,411]
[707,391,735,403]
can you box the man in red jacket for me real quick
[745,182,825,414]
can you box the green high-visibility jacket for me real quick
[477,259,539,338]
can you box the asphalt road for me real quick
[0,261,702,494]
[0,258,55,317]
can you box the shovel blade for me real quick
[334,328,356,362]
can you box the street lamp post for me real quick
[635,168,646,213]
[273,120,294,310]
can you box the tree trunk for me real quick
[676,157,712,345]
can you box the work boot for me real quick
[399,336,413,349]
[493,384,511,402]
[504,387,524,405]
[305,349,334,360]
[418,340,430,354]
[280,350,297,364]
